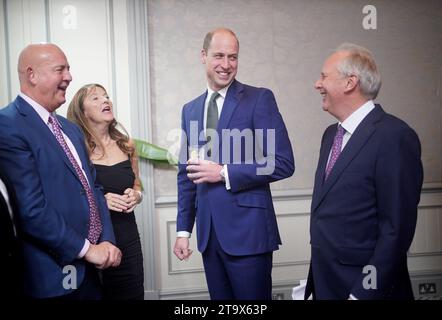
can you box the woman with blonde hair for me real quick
[68,83,144,300]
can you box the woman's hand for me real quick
[104,192,130,212]
[122,188,142,213]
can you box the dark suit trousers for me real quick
[202,224,273,300]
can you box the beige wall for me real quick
[149,0,442,196]
[1,0,441,299]
[148,1,442,298]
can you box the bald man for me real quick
[0,43,121,299]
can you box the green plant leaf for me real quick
[134,139,177,166]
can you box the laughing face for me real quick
[201,30,239,91]
[314,52,349,116]
[83,86,114,124]
[32,46,72,112]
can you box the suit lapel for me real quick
[311,125,335,210]
[187,93,206,148]
[14,97,80,181]
[312,105,384,211]
[217,80,243,131]
[58,117,94,184]
[210,80,243,160]
[192,81,243,157]
[192,80,243,138]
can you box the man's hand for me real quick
[173,237,193,261]
[84,241,122,269]
[186,159,223,184]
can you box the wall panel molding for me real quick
[126,0,158,300]
[3,0,47,102]
[0,0,10,105]
[155,183,442,299]
[156,182,442,207]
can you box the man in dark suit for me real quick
[0,169,23,299]
[173,28,295,300]
[0,43,122,299]
[305,43,423,300]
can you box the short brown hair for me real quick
[203,27,239,52]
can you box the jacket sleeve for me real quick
[176,107,197,233]
[227,89,295,192]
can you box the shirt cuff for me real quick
[223,164,231,190]
[177,231,191,238]
[77,239,90,258]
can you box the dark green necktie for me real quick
[206,92,220,157]
[206,91,220,131]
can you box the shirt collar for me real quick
[19,92,60,126]
[206,82,232,100]
[340,100,375,135]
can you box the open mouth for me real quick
[102,106,111,113]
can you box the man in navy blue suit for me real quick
[0,43,121,299]
[305,43,423,300]
[173,28,295,300]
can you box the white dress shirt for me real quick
[326,100,375,166]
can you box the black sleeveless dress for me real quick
[94,159,144,300]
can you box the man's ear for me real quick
[27,67,37,85]
[200,49,207,64]
[344,74,359,93]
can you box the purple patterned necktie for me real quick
[48,116,102,244]
[325,125,345,180]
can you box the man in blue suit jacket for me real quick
[0,44,122,299]
[305,43,423,300]
[173,28,295,300]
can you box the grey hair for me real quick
[335,43,381,99]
